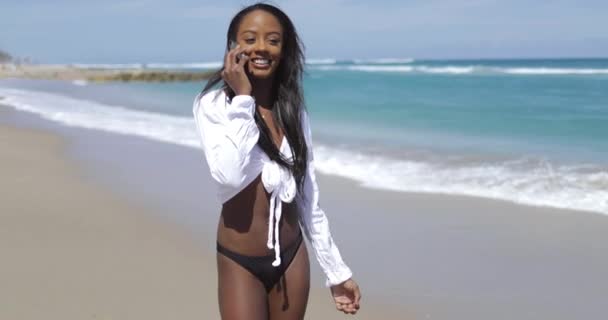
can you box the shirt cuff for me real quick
[230,95,255,111]
[324,264,353,287]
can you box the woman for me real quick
[192,3,361,319]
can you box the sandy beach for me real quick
[0,115,221,319]
[2,103,608,320]
[2,0,607,318]
[0,107,401,319]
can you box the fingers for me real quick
[334,295,359,315]
[336,302,358,315]
[223,46,249,76]
[237,51,249,69]
[231,46,248,71]
[335,301,345,312]
[224,45,235,71]
[221,44,252,95]
[354,284,362,308]
[223,44,245,70]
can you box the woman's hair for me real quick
[200,2,309,193]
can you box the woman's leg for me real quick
[267,242,310,320]
[217,252,269,320]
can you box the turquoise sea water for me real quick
[1,58,607,214]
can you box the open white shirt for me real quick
[192,89,352,287]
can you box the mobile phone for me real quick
[229,40,237,50]
[229,40,247,63]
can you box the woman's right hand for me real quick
[221,44,251,96]
[330,278,361,315]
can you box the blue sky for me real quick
[1,0,607,63]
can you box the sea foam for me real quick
[502,68,608,75]
[1,87,606,216]
[309,64,608,75]
[352,58,415,64]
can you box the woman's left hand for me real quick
[330,278,361,315]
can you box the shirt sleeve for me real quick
[297,110,353,287]
[192,91,261,190]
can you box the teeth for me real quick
[252,59,270,65]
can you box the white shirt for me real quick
[192,89,352,287]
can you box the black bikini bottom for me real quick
[217,231,303,292]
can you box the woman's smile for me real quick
[250,57,272,69]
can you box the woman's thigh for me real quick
[267,242,310,320]
[217,253,269,320]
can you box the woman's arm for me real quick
[192,91,260,189]
[297,110,353,287]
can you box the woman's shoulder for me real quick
[195,88,225,106]
[193,88,226,115]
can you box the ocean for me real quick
[1,58,607,215]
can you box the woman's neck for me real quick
[250,77,275,109]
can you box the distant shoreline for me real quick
[0,63,215,82]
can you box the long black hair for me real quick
[200,2,309,193]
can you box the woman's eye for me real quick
[269,39,280,45]
[245,39,255,44]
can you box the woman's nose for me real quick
[252,40,267,52]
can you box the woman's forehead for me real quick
[239,10,283,34]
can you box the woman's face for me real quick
[236,10,284,80]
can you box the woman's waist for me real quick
[217,204,302,256]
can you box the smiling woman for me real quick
[192,2,361,320]
[237,12,283,77]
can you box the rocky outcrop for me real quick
[0,50,12,62]
[86,70,214,82]
[0,64,215,82]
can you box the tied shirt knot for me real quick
[261,157,296,266]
